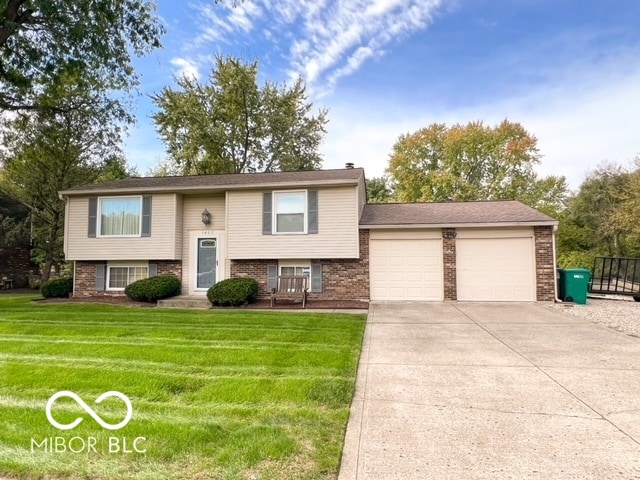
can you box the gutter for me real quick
[360,221,559,229]
[552,224,562,303]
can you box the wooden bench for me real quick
[270,275,308,308]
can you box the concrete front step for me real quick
[157,296,211,309]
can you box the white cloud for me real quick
[320,60,640,189]
[170,57,200,80]
[190,0,446,92]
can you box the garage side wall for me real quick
[534,226,555,301]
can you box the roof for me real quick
[360,201,557,227]
[59,168,364,196]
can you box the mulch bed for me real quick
[244,299,369,310]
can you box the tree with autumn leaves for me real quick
[385,120,568,214]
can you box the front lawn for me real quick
[0,295,366,479]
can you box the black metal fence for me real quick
[589,257,640,296]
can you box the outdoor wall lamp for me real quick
[201,209,212,226]
[442,230,457,239]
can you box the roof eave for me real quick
[359,220,559,229]
[59,177,361,197]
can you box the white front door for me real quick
[195,237,218,292]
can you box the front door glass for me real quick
[197,238,217,289]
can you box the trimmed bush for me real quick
[41,277,73,298]
[207,278,259,306]
[125,275,181,303]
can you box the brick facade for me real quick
[73,260,182,297]
[230,259,276,298]
[154,260,182,278]
[534,226,556,301]
[74,261,105,297]
[442,229,457,301]
[230,229,370,302]
[0,246,32,288]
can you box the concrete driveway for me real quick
[339,303,640,479]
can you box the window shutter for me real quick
[263,192,272,235]
[310,264,322,293]
[141,196,152,237]
[267,264,278,291]
[308,190,318,234]
[148,263,158,277]
[88,197,97,238]
[96,264,106,291]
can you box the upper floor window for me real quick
[99,197,141,237]
[274,191,306,234]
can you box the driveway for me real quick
[339,303,640,479]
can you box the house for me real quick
[59,167,558,302]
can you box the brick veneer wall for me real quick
[74,261,103,297]
[230,259,276,298]
[74,260,182,297]
[230,229,370,302]
[442,229,457,301]
[534,226,555,301]
[154,260,182,278]
[0,246,31,288]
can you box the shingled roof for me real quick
[360,201,557,226]
[59,168,364,196]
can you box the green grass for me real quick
[0,295,366,479]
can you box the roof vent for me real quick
[345,162,354,169]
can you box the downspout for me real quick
[552,224,562,303]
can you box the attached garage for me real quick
[360,201,559,302]
[456,229,536,301]
[369,231,443,301]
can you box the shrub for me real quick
[41,277,73,298]
[207,278,259,306]
[125,275,181,303]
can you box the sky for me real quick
[125,0,640,189]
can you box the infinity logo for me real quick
[45,391,132,431]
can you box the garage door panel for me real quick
[370,239,443,301]
[457,237,535,302]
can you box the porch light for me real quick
[201,209,212,226]
[442,230,457,239]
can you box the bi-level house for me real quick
[59,167,559,302]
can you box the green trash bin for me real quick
[557,268,591,304]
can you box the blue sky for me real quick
[126,0,640,188]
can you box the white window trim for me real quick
[278,263,311,292]
[106,265,149,291]
[273,190,307,235]
[97,195,143,238]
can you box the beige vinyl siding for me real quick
[174,194,183,259]
[227,186,359,259]
[65,194,178,260]
[181,195,226,295]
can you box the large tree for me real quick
[366,176,394,203]
[152,55,328,175]
[386,120,568,212]
[0,0,164,112]
[0,77,133,280]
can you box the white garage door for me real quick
[370,239,443,301]
[456,237,536,301]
